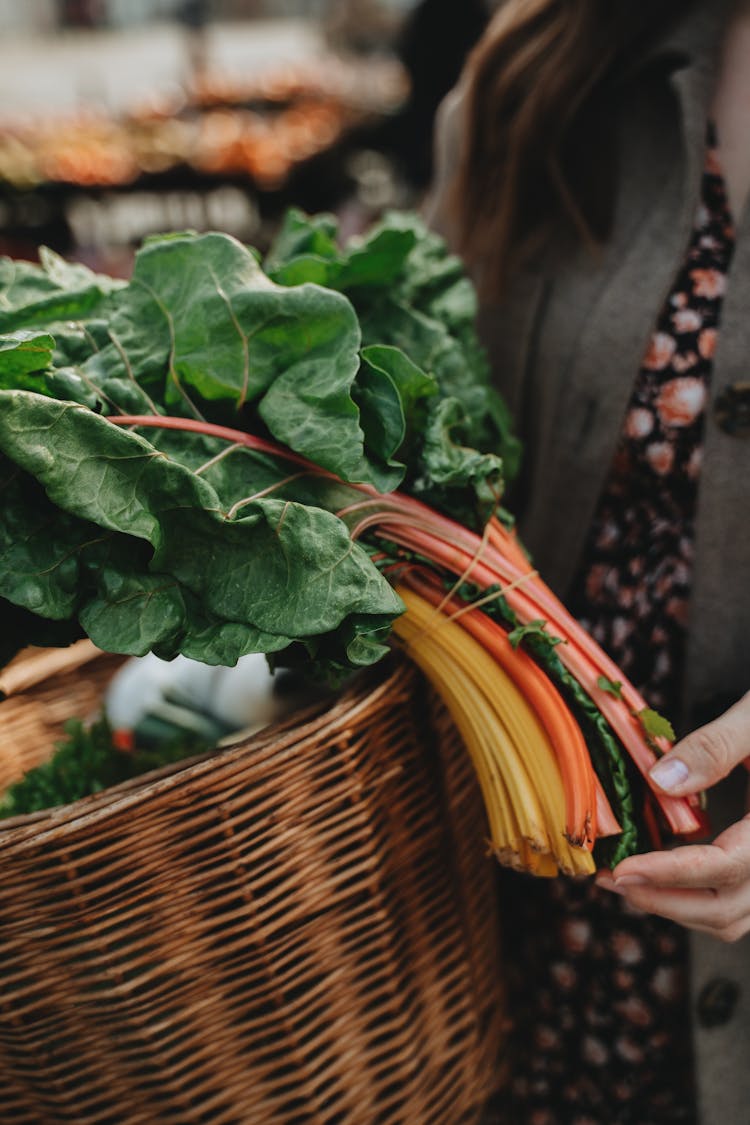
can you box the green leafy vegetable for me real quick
[0,391,402,667]
[266,209,523,504]
[0,329,55,387]
[507,619,563,650]
[597,675,624,700]
[0,246,123,331]
[638,708,676,744]
[0,217,513,675]
[0,716,210,819]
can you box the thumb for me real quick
[649,690,750,796]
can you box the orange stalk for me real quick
[403,568,598,848]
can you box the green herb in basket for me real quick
[0,716,211,819]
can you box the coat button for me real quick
[696,976,740,1028]
[714,382,750,437]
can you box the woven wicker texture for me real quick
[0,650,503,1125]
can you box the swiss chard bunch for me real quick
[0,213,517,676]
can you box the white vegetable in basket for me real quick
[105,653,313,750]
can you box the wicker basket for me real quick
[0,645,503,1125]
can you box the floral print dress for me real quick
[490,126,735,1124]
[566,127,734,720]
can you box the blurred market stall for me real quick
[0,1,492,269]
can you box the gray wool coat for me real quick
[427,5,750,1122]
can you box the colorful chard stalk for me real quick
[110,414,706,876]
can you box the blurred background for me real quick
[0,0,496,273]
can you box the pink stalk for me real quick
[354,494,675,748]
[377,523,702,834]
[110,414,333,476]
[378,505,671,740]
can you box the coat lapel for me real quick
[685,215,750,709]
[519,48,719,597]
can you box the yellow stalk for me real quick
[394,587,596,878]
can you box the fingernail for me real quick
[614,875,649,887]
[649,756,689,792]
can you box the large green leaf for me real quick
[0,457,291,664]
[266,209,418,293]
[0,391,403,667]
[417,397,505,520]
[267,210,523,489]
[0,248,122,331]
[0,213,521,676]
[264,208,339,270]
[80,231,369,480]
[0,329,54,379]
[350,344,438,492]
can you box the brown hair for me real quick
[453,0,693,296]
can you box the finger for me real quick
[610,846,739,890]
[608,820,750,889]
[648,690,750,796]
[613,883,750,942]
[595,874,750,938]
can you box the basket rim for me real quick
[0,653,413,855]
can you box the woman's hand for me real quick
[596,691,750,942]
